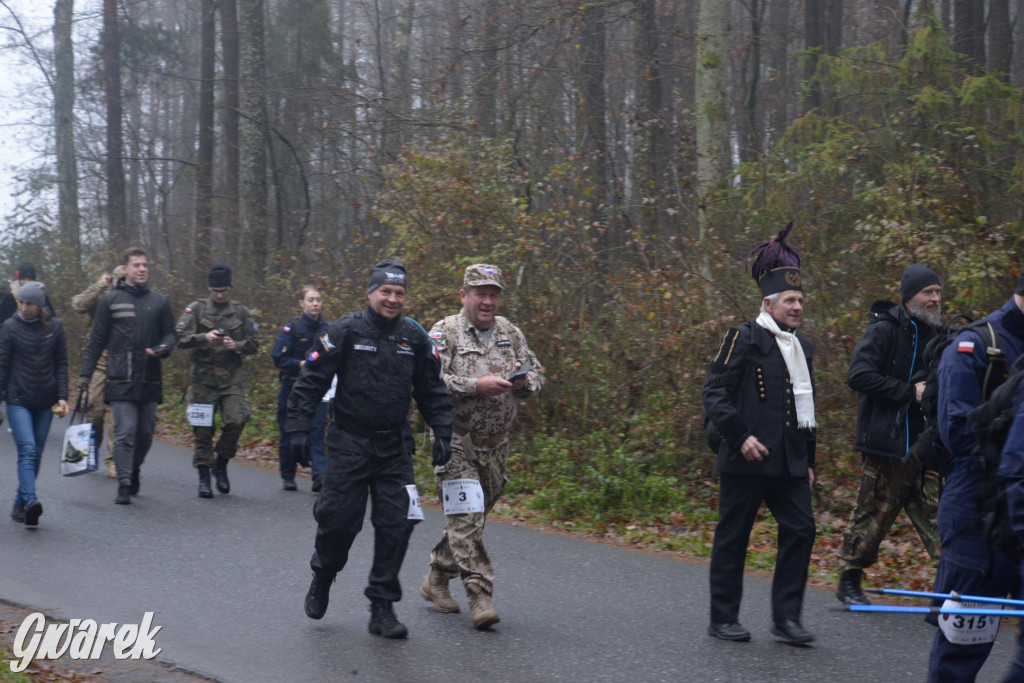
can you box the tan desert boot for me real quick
[419,567,460,613]
[466,584,500,630]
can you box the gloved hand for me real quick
[290,433,311,468]
[432,435,452,467]
[76,376,90,390]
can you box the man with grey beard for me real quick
[836,265,943,605]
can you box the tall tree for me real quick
[195,0,216,278]
[988,0,1012,80]
[239,0,268,275]
[54,0,80,257]
[221,0,241,251]
[577,4,609,242]
[634,0,668,235]
[475,0,499,136]
[102,0,128,245]
[695,0,730,304]
[954,0,984,71]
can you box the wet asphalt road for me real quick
[0,429,1017,682]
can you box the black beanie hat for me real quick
[16,263,36,281]
[367,258,408,294]
[208,264,232,288]
[900,264,940,303]
[1015,272,1024,296]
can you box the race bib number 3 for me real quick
[442,478,485,515]
[406,485,424,521]
[938,600,1001,645]
[186,404,214,427]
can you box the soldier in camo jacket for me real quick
[419,263,545,630]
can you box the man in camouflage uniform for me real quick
[176,264,259,498]
[419,264,544,629]
[837,265,944,605]
[71,265,124,478]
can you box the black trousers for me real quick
[310,428,418,602]
[709,472,815,625]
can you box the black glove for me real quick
[432,435,452,467]
[290,433,311,468]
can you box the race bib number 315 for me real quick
[938,600,1001,645]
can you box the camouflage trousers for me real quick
[189,386,251,468]
[430,430,509,596]
[84,353,114,460]
[838,452,942,572]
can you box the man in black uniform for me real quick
[286,259,455,639]
[702,223,817,645]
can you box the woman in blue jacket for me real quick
[0,281,69,527]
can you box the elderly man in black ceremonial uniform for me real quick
[701,223,818,645]
[286,258,455,639]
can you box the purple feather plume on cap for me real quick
[747,222,803,296]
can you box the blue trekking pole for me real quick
[849,605,1024,617]
[864,587,1024,608]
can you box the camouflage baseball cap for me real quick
[463,264,503,290]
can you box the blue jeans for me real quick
[7,404,54,506]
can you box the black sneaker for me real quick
[304,573,335,619]
[708,622,751,642]
[10,503,25,523]
[23,501,43,527]
[283,479,297,492]
[368,600,408,639]
[311,475,324,493]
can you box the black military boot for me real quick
[115,484,132,505]
[368,600,408,639]
[836,569,871,606]
[304,573,335,620]
[197,466,213,499]
[130,469,142,496]
[213,456,230,494]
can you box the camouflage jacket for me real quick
[429,312,544,437]
[71,280,114,322]
[176,298,260,388]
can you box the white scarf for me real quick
[756,311,816,429]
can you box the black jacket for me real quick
[0,314,68,409]
[847,300,935,459]
[702,319,816,478]
[79,279,177,404]
[271,313,328,382]
[286,306,454,441]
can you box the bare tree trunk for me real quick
[195,0,216,280]
[988,0,1012,80]
[103,0,127,246]
[384,0,415,160]
[954,0,984,71]
[804,0,822,111]
[239,0,268,277]
[766,0,790,143]
[740,0,762,164]
[578,4,609,243]
[221,0,240,256]
[634,0,667,237]
[696,0,730,306]
[825,0,842,56]
[54,0,80,258]
[476,0,498,136]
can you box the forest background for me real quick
[1,0,1023,591]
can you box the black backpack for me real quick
[907,315,1007,469]
[971,360,1024,564]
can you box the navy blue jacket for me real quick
[938,297,1024,512]
[271,313,328,382]
[997,381,1024,545]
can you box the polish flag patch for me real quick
[957,340,976,353]
[307,351,320,362]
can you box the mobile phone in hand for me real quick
[506,359,531,382]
